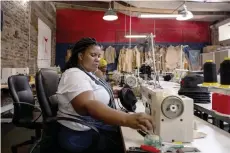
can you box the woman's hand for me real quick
[113,89,120,98]
[124,113,154,132]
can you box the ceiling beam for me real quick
[55,1,230,17]
[193,11,230,15]
[114,2,179,14]
[55,2,107,11]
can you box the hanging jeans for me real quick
[57,123,124,153]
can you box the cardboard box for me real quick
[203,45,220,53]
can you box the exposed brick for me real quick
[1,1,56,75]
[211,18,230,46]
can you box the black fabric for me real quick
[118,87,137,112]
[180,74,204,88]
[163,74,173,81]
[139,64,152,78]
[179,74,210,104]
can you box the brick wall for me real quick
[1,1,56,74]
[211,18,230,46]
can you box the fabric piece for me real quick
[125,48,134,72]
[159,47,166,71]
[133,46,141,68]
[193,130,207,139]
[104,46,116,64]
[117,48,126,72]
[165,45,182,71]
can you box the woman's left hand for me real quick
[113,89,120,98]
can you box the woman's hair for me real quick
[63,37,99,72]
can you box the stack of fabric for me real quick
[178,74,211,104]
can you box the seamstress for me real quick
[56,37,154,153]
[95,58,108,81]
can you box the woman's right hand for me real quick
[124,113,154,132]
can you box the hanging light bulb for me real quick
[103,2,118,21]
[176,5,193,21]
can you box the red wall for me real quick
[56,9,211,43]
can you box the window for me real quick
[218,22,230,41]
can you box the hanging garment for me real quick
[159,47,167,71]
[133,46,141,69]
[154,46,161,71]
[117,48,126,72]
[165,45,182,71]
[100,50,105,59]
[124,48,133,73]
[104,46,116,64]
[138,46,145,65]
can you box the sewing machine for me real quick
[141,83,194,143]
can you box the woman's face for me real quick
[99,66,107,72]
[79,45,102,72]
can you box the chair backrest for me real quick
[8,75,35,124]
[35,68,60,120]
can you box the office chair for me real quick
[34,68,99,153]
[8,75,43,153]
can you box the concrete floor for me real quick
[1,123,34,153]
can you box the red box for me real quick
[212,93,230,115]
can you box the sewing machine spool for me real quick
[202,60,218,87]
[125,75,138,88]
[220,57,230,88]
[161,96,184,119]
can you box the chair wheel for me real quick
[11,146,17,153]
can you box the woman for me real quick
[95,58,108,81]
[56,38,154,153]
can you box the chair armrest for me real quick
[13,102,41,112]
[13,102,42,122]
[45,116,99,134]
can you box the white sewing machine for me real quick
[141,83,194,143]
[112,71,144,88]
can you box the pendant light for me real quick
[103,2,118,21]
[176,5,193,21]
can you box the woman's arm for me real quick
[71,90,127,126]
[71,90,153,131]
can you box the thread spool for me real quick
[202,60,218,87]
[220,57,230,88]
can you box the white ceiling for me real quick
[126,1,230,11]
[124,1,230,21]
